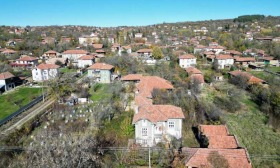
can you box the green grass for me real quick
[59,67,77,73]
[267,66,280,73]
[103,111,134,146]
[0,87,41,120]
[250,71,267,80]
[89,83,112,101]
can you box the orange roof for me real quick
[121,74,143,81]
[179,54,196,59]
[235,57,255,62]
[199,125,229,136]
[45,50,57,54]
[207,136,238,149]
[122,45,131,50]
[93,44,103,49]
[87,63,114,70]
[184,148,252,168]
[96,49,105,53]
[190,74,205,84]
[137,49,152,53]
[215,54,233,60]
[78,55,95,60]
[226,50,242,55]
[229,70,265,84]
[185,67,202,75]
[136,76,174,98]
[62,49,88,54]
[17,56,38,61]
[0,72,14,80]
[262,56,274,61]
[36,63,60,70]
[1,49,17,54]
[133,105,184,124]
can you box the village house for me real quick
[193,45,207,54]
[234,57,256,67]
[43,50,60,59]
[32,63,60,81]
[185,67,205,86]
[136,49,152,58]
[10,55,38,69]
[87,63,115,83]
[179,54,197,68]
[0,72,16,93]
[229,70,266,85]
[259,56,279,66]
[77,55,95,68]
[92,44,103,49]
[79,33,99,46]
[135,33,143,38]
[130,76,185,147]
[62,49,89,61]
[214,54,234,69]
[0,48,17,56]
[206,45,226,54]
[121,74,143,83]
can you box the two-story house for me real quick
[10,55,38,69]
[32,63,60,81]
[131,76,185,147]
[62,50,89,61]
[87,63,114,83]
[77,55,95,68]
[0,71,16,93]
[133,105,185,146]
[179,54,197,68]
[215,54,234,69]
[136,49,152,58]
[43,50,60,59]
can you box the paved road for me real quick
[2,98,55,134]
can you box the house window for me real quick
[168,121,175,128]
[142,128,147,136]
[143,139,147,144]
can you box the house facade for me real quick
[62,50,89,61]
[215,55,234,69]
[77,55,95,68]
[0,72,16,93]
[10,55,38,68]
[179,54,197,68]
[87,63,114,83]
[136,49,152,58]
[32,63,60,81]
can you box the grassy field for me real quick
[89,83,112,101]
[0,87,41,120]
[267,66,280,73]
[59,67,77,73]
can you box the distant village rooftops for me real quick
[87,63,114,70]
[62,49,88,54]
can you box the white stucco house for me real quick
[77,55,95,68]
[87,63,114,83]
[133,105,185,146]
[136,49,152,58]
[32,63,60,81]
[179,54,197,68]
[62,50,89,61]
[10,55,38,69]
[0,71,16,93]
[79,33,99,46]
[135,33,143,38]
[215,55,234,69]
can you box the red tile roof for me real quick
[185,67,202,75]
[179,54,196,59]
[229,70,265,84]
[207,136,238,149]
[121,74,143,81]
[45,50,57,54]
[93,44,103,49]
[96,49,105,53]
[215,54,233,60]
[87,63,114,70]
[226,50,242,55]
[1,49,17,54]
[184,148,252,168]
[36,63,60,70]
[0,72,14,80]
[190,74,205,84]
[199,125,229,136]
[133,105,184,124]
[17,56,38,61]
[235,57,256,62]
[78,55,95,60]
[136,76,174,98]
[62,49,88,54]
